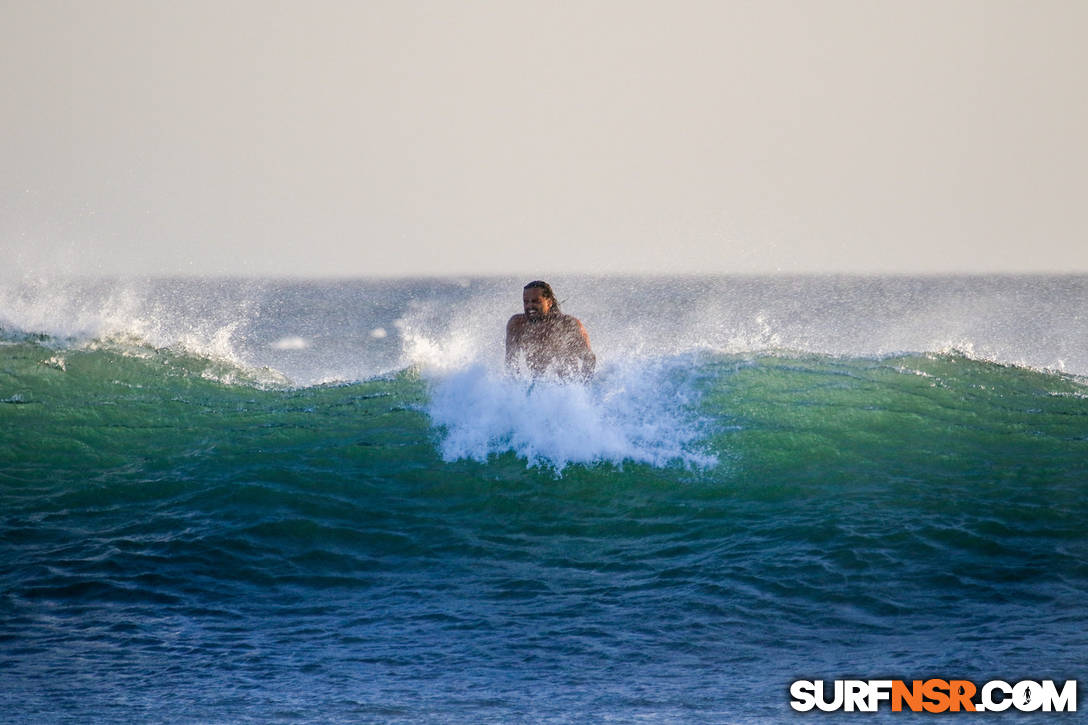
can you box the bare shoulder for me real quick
[561,314,587,331]
[506,314,527,332]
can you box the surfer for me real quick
[506,280,596,381]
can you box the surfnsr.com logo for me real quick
[790,679,1077,713]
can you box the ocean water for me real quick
[1,275,1086,722]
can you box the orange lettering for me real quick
[949,680,976,712]
[892,680,925,712]
[922,679,951,713]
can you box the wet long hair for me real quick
[524,280,560,313]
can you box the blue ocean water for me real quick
[1,276,1086,722]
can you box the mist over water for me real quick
[3,275,1087,383]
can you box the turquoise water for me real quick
[2,277,1087,721]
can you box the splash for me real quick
[425,360,718,472]
[393,282,719,470]
[0,276,286,386]
[4,275,1087,391]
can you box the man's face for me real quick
[523,288,553,319]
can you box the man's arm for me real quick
[505,315,523,370]
[571,318,596,377]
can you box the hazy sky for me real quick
[3,0,1086,277]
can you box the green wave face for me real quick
[5,339,1085,484]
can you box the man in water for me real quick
[506,280,596,381]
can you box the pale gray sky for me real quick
[2,0,1086,277]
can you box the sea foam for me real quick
[425,359,717,472]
